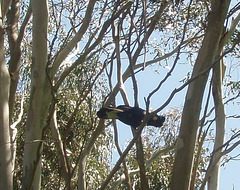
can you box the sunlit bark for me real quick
[208,56,226,190]
[0,25,13,190]
[0,1,13,189]
[207,13,240,190]
[22,0,50,189]
[170,1,231,189]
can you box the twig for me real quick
[146,0,193,112]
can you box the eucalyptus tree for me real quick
[0,1,13,189]
[1,0,240,190]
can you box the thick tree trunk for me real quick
[170,1,230,190]
[0,27,13,190]
[22,0,49,189]
[0,2,13,189]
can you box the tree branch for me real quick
[50,0,97,76]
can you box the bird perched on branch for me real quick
[97,105,165,129]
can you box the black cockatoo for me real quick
[97,105,165,129]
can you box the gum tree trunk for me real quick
[22,0,50,189]
[0,1,13,189]
[170,1,231,190]
[0,21,13,190]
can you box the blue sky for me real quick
[110,53,240,189]
[102,1,240,188]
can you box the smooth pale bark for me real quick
[50,111,71,188]
[50,0,97,76]
[0,41,13,190]
[207,52,226,190]
[0,25,13,190]
[77,120,106,190]
[207,13,240,190]
[7,0,22,172]
[7,0,21,119]
[170,1,231,190]
[22,0,50,189]
[0,2,13,189]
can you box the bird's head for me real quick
[147,115,165,128]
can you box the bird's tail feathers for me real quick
[97,107,124,119]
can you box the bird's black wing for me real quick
[97,105,165,128]
[116,105,145,128]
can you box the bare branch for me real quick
[146,0,193,112]
[113,120,132,190]
[98,121,146,190]
[199,133,240,190]
[111,145,175,189]
[50,110,72,188]
[50,0,97,76]
[54,1,133,91]
[223,12,240,43]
